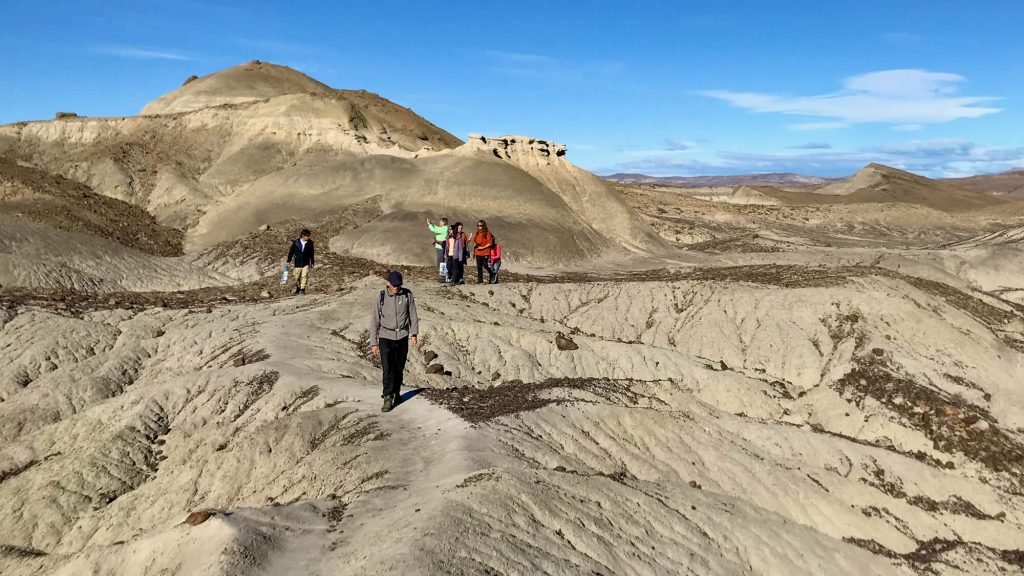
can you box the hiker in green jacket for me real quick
[427,217,449,279]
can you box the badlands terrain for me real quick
[1,61,1024,575]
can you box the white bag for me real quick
[439,262,447,277]
[280,264,290,285]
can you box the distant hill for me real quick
[767,163,1009,212]
[943,168,1024,198]
[0,61,666,269]
[605,172,839,188]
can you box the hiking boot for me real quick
[293,286,300,295]
[298,288,306,295]
[381,397,392,412]
[391,393,401,408]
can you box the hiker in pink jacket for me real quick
[487,239,502,284]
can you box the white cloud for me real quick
[663,138,696,151]
[787,142,833,150]
[788,122,848,131]
[701,69,1000,126]
[95,44,196,61]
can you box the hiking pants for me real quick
[475,255,491,283]
[448,257,465,284]
[379,337,408,398]
[293,266,310,289]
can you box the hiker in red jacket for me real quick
[471,220,495,284]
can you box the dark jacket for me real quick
[369,288,419,346]
[287,239,315,268]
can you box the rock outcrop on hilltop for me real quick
[467,134,567,161]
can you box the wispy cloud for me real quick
[94,43,197,61]
[701,69,1000,126]
[787,142,833,150]
[485,50,555,66]
[663,138,696,151]
[788,121,848,131]
[482,50,623,81]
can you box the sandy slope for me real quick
[2,271,1023,575]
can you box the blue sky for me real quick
[3,0,1023,177]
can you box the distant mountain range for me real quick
[610,163,1012,212]
[604,172,842,188]
[607,168,1024,200]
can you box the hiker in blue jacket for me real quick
[286,229,315,295]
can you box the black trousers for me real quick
[447,257,465,284]
[475,255,495,283]
[379,337,409,398]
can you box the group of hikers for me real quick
[427,217,502,285]
[281,217,502,412]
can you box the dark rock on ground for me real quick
[183,510,214,526]
[555,332,578,351]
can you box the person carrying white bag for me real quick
[426,217,449,281]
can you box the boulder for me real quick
[183,510,214,526]
[555,332,578,351]
[426,363,444,375]
[424,350,438,363]
[55,112,78,119]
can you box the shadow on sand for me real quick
[394,388,424,409]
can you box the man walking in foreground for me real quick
[286,229,315,295]
[369,271,419,412]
